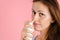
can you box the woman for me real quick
[21,0,60,40]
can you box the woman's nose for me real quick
[33,13,40,21]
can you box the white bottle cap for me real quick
[29,21,34,26]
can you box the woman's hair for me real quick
[33,0,60,40]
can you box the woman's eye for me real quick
[32,11,36,15]
[39,13,45,17]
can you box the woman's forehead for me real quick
[32,2,48,10]
[32,2,49,12]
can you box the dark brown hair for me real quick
[33,0,60,40]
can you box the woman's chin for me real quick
[34,27,42,31]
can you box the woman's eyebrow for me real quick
[32,9,36,12]
[37,10,43,12]
[32,9,43,12]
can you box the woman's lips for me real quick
[33,22,41,27]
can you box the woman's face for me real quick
[32,2,54,31]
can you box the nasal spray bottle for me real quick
[25,21,34,40]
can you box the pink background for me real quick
[0,0,60,40]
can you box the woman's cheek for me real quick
[41,20,51,29]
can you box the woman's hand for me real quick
[21,21,34,40]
